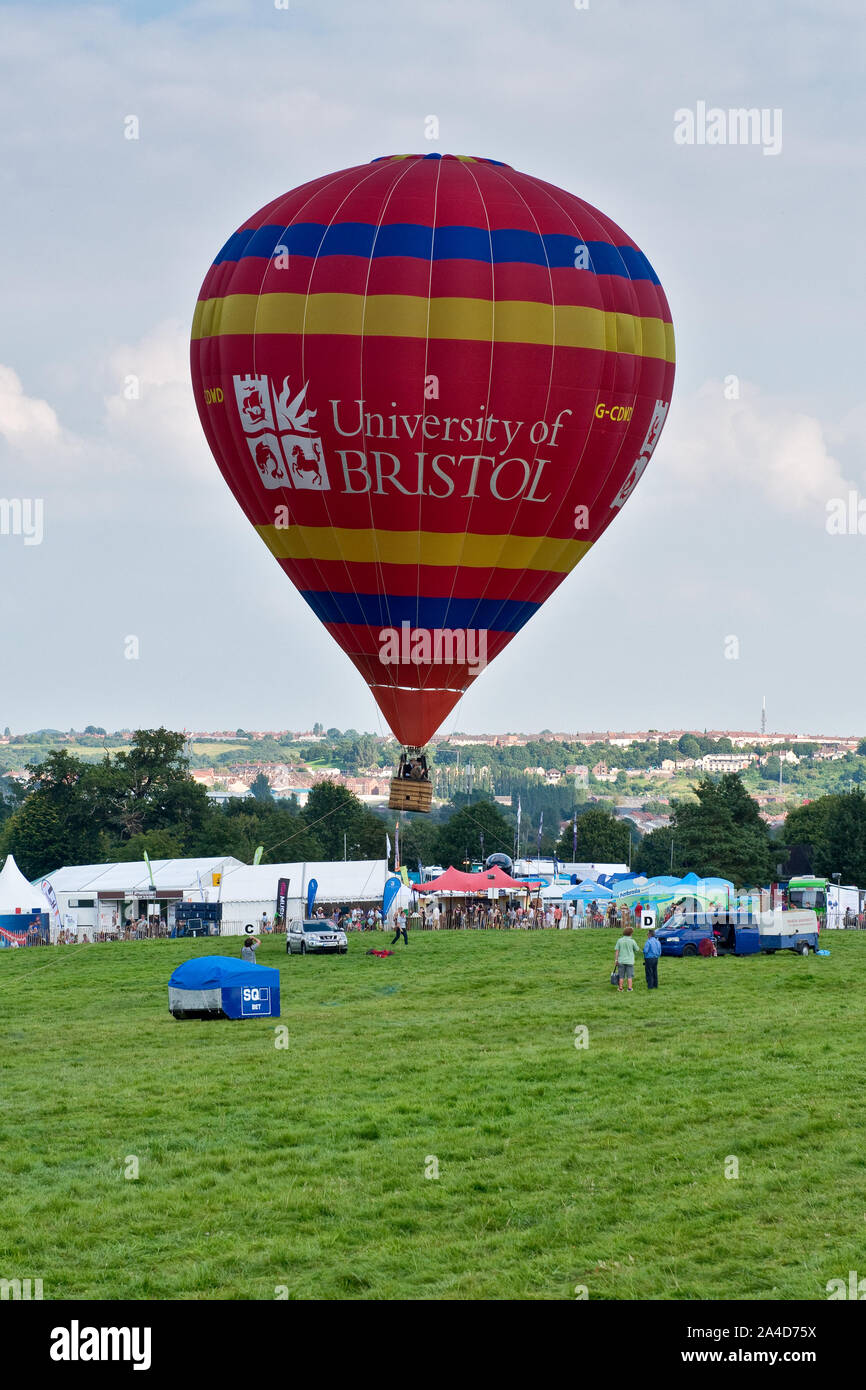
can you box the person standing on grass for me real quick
[614,924,638,993]
[643,927,661,989]
[241,932,260,962]
[391,915,409,946]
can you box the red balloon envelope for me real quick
[190,154,675,745]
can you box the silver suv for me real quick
[286,918,348,955]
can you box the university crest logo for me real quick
[232,374,329,490]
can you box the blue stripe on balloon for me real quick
[212,223,659,283]
[299,591,539,632]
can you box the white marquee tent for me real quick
[194,859,414,933]
[35,856,414,937]
[0,854,49,914]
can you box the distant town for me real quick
[1,725,863,832]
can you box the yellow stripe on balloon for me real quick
[192,292,676,363]
[257,525,591,573]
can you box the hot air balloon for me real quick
[190,154,674,812]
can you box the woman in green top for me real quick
[614,925,638,993]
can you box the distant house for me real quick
[701,753,754,773]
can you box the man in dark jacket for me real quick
[643,928,661,989]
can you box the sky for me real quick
[0,0,863,738]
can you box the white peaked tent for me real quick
[0,854,48,914]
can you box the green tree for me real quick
[668,775,773,884]
[395,815,439,872]
[678,734,701,759]
[0,774,23,826]
[302,781,386,860]
[633,825,675,877]
[556,808,629,862]
[188,801,320,863]
[13,749,104,869]
[823,789,866,883]
[249,772,274,802]
[108,829,184,862]
[104,728,211,842]
[783,796,833,876]
[0,796,68,878]
[433,801,513,868]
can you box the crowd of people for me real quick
[409,899,635,931]
[13,890,865,950]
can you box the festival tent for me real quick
[0,854,50,946]
[477,865,530,891]
[610,874,648,893]
[538,883,568,902]
[562,879,615,902]
[205,859,413,929]
[0,854,48,912]
[614,874,735,916]
[419,865,529,894]
[418,866,483,893]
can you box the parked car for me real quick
[654,915,719,957]
[286,918,348,955]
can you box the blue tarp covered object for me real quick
[168,955,280,1020]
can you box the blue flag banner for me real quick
[382,875,402,917]
[306,878,318,917]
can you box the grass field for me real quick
[1,929,863,1301]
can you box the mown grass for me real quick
[0,930,863,1300]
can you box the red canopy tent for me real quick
[419,866,528,894]
[475,866,530,892]
[417,867,482,893]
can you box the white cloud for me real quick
[652,381,851,515]
[0,365,61,444]
[102,319,212,480]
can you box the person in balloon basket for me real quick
[613,925,638,993]
[643,927,661,990]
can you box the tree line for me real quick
[1,731,865,888]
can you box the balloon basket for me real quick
[388,778,433,813]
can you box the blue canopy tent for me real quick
[168,956,280,1020]
[562,879,615,903]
